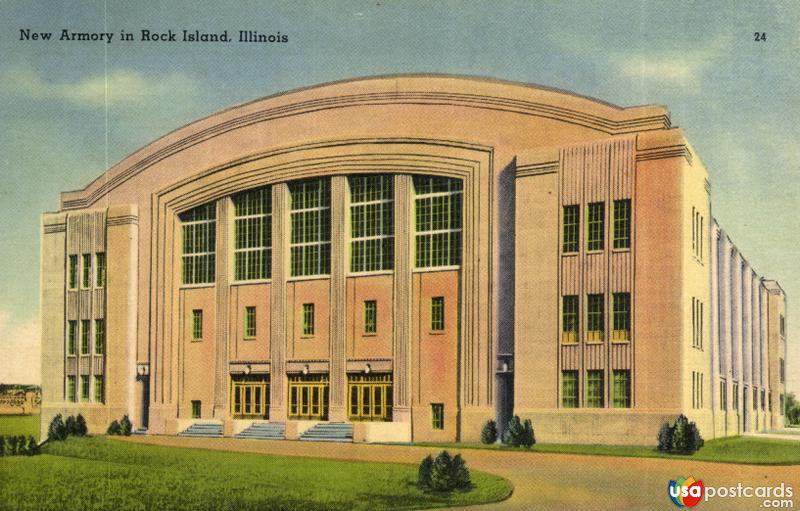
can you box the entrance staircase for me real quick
[178,423,223,438]
[299,422,353,442]
[235,422,285,440]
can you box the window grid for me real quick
[586,370,604,408]
[290,179,331,277]
[430,296,445,331]
[587,202,605,251]
[587,294,604,342]
[80,375,90,402]
[67,320,77,355]
[191,400,201,419]
[350,175,394,273]
[720,378,727,410]
[613,199,631,249]
[562,205,579,253]
[192,310,203,341]
[181,203,216,285]
[562,295,578,343]
[95,253,106,288]
[414,176,462,268]
[80,320,90,355]
[431,403,444,430]
[244,306,256,338]
[302,303,315,336]
[612,370,631,408]
[66,376,76,402]
[233,187,272,281]
[94,376,104,403]
[733,382,739,410]
[94,319,105,355]
[363,300,377,334]
[561,370,578,408]
[611,292,630,341]
[81,254,91,288]
[68,255,78,289]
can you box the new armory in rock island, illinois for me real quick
[39,75,789,445]
[18,28,288,43]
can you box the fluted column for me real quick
[392,175,413,422]
[328,175,348,421]
[213,198,230,418]
[269,184,289,420]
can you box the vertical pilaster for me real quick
[329,175,348,421]
[393,175,413,422]
[270,184,288,420]
[213,198,230,418]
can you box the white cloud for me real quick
[0,66,198,108]
[0,309,41,385]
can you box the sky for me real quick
[0,1,798,391]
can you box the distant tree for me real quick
[480,420,498,444]
[786,393,800,426]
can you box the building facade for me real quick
[40,75,788,444]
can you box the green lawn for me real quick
[0,414,39,440]
[0,437,511,510]
[419,435,800,465]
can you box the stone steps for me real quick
[299,422,353,442]
[178,423,223,438]
[235,422,286,440]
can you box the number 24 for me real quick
[754,32,766,42]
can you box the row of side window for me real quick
[562,200,630,253]
[560,369,631,408]
[67,252,105,289]
[691,207,704,261]
[66,319,105,355]
[65,375,104,403]
[561,292,630,343]
[691,297,704,350]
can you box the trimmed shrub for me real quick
[107,420,121,436]
[522,418,536,447]
[480,420,498,444]
[48,414,68,441]
[417,451,471,492]
[450,454,471,489]
[0,435,5,457]
[8,436,19,455]
[22,436,39,456]
[75,414,88,436]
[656,415,704,454]
[65,415,78,436]
[502,415,534,447]
[656,422,673,452]
[417,455,434,489]
[120,415,133,436]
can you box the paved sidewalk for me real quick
[119,436,800,510]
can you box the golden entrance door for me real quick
[230,376,270,419]
[288,374,329,420]
[348,374,392,421]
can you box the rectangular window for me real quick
[780,315,785,337]
[94,319,105,355]
[95,252,106,287]
[191,400,201,419]
[80,375,90,402]
[780,358,785,383]
[611,292,630,341]
[363,300,377,334]
[431,403,444,430]
[586,202,605,251]
[192,310,203,341]
[81,254,91,288]
[753,387,758,411]
[302,303,315,336]
[233,187,272,281]
[430,296,445,331]
[80,319,90,355]
[289,179,331,277]
[414,176,462,268]
[613,199,631,249]
[67,320,77,355]
[761,389,766,411]
[180,203,216,284]
[612,370,631,408]
[66,376,76,402]
[733,382,739,410]
[350,175,394,273]
[586,370,604,408]
[562,205,579,253]
[587,294,604,342]
[780,394,785,415]
[769,392,773,412]
[68,255,78,289]
[561,370,578,408]
[244,306,256,338]
[94,376,104,403]
[562,295,578,344]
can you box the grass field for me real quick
[420,435,800,465]
[0,414,39,440]
[0,437,511,511]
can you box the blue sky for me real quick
[0,1,797,388]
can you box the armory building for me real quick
[40,75,788,444]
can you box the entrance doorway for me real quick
[348,373,392,421]
[230,375,270,419]
[288,374,329,420]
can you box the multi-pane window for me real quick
[780,358,785,383]
[430,297,445,331]
[94,319,105,355]
[191,400,201,419]
[67,320,77,355]
[691,208,704,261]
[691,298,704,349]
[612,370,631,408]
[68,255,78,289]
[80,320,90,355]
[95,253,106,287]
[180,203,216,284]
[94,376,104,403]
[80,375,90,402]
[562,295,578,343]
[302,303,315,336]
[719,379,727,410]
[561,371,578,408]
[364,300,377,334]
[733,382,739,410]
[414,176,462,268]
[192,310,203,341]
[612,200,631,249]
[587,294,604,342]
[244,306,256,338]
[612,293,630,341]
[81,254,91,288]
[586,202,605,251]
[431,403,444,430]
[350,175,393,273]
[586,370,604,408]
[290,179,331,277]
[562,205,579,253]
[753,387,758,410]
[66,376,76,402]
[233,187,272,281]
